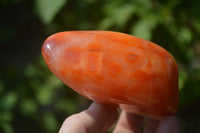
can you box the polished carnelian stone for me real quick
[42,31,179,119]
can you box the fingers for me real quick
[59,102,180,133]
[113,112,180,133]
[58,102,118,133]
[157,116,180,133]
[144,116,180,133]
[143,118,160,133]
[113,111,144,133]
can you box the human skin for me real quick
[58,102,180,133]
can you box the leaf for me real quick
[132,20,152,40]
[0,92,18,110]
[98,18,113,30]
[178,70,187,91]
[0,122,14,133]
[20,99,37,115]
[43,112,58,132]
[34,75,62,105]
[194,19,200,33]
[110,4,136,27]
[179,68,200,106]
[99,2,136,29]
[56,99,77,114]
[178,27,192,43]
[131,13,160,40]
[0,112,12,122]
[35,0,68,24]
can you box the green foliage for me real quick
[99,2,135,29]
[131,13,160,40]
[1,0,200,132]
[0,56,82,133]
[35,0,68,24]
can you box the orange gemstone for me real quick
[42,31,179,119]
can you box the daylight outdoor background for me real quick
[0,0,200,132]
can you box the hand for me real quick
[59,102,180,133]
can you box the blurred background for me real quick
[0,0,200,132]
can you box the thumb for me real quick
[59,102,118,133]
